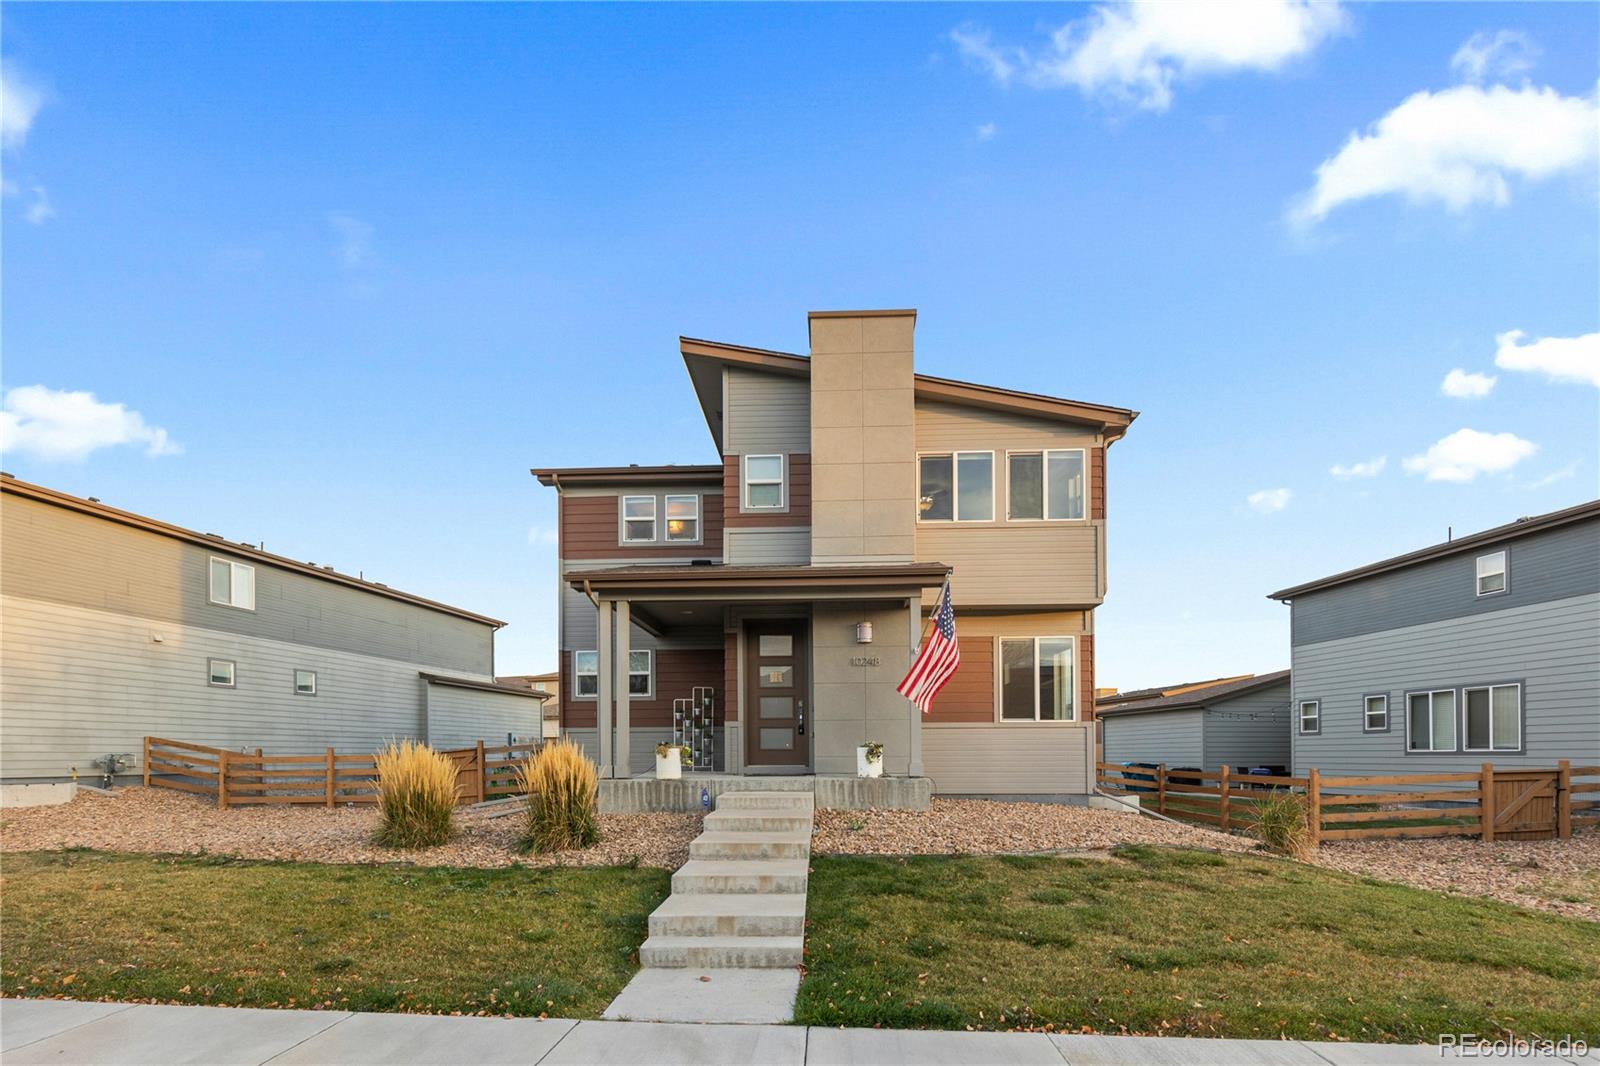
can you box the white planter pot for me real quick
[856,747,883,779]
[655,753,683,780]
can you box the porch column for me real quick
[596,599,614,778]
[907,596,924,777]
[613,600,632,779]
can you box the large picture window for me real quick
[1464,683,1521,752]
[918,451,993,522]
[1407,689,1457,752]
[1007,449,1086,521]
[998,636,1075,721]
[208,558,256,611]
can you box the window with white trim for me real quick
[1297,700,1320,734]
[1464,683,1520,751]
[744,455,785,509]
[1476,551,1507,596]
[997,636,1075,721]
[208,658,236,687]
[208,558,256,610]
[665,495,699,542]
[1007,449,1086,521]
[1363,694,1388,732]
[294,669,317,696]
[572,649,653,698]
[628,649,653,697]
[919,451,994,522]
[621,496,656,542]
[1407,689,1457,751]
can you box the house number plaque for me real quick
[849,655,881,667]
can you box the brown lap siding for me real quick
[1091,447,1106,521]
[924,636,994,723]
[1079,633,1095,722]
[561,494,724,561]
[722,454,811,528]
[723,631,739,721]
[560,647,724,730]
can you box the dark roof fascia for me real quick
[419,672,549,700]
[532,465,724,487]
[567,562,951,595]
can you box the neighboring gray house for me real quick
[1098,671,1292,772]
[1269,500,1600,777]
[1,475,545,782]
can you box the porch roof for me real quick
[566,561,950,598]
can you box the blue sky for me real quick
[3,2,1596,685]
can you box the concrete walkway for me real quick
[6,1000,1594,1065]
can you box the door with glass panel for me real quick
[745,621,809,769]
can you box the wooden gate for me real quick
[1487,769,1559,841]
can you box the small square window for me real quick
[294,669,317,696]
[208,659,236,688]
[1363,694,1388,732]
[1297,700,1320,735]
[1476,551,1507,596]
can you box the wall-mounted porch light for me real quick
[855,621,873,644]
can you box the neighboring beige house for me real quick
[497,671,561,737]
[534,308,1136,796]
[1,475,544,781]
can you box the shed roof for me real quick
[1096,670,1291,717]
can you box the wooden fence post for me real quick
[1556,759,1571,840]
[218,750,230,810]
[1481,762,1495,843]
[142,737,151,789]
[1307,768,1321,848]
[326,747,336,809]
[476,740,487,805]
[1219,765,1231,832]
[1157,764,1167,817]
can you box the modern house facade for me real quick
[535,309,1136,796]
[0,475,543,781]
[1098,671,1292,773]
[1270,500,1600,777]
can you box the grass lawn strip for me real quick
[797,847,1600,1043]
[1,851,668,1018]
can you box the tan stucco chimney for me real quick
[807,309,917,564]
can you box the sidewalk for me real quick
[2,999,1592,1065]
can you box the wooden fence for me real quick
[1097,761,1600,845]
[144,737,539,809]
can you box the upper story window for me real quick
[1407,689,1457,752]
[621,496,657,542]
[1476,550,1507,596]
[1464,683,1521,752]
[1297,700,1320,735]
[744,455,785,509]
[208,558,256,611]
[1007,449,1085,521]
[998,636,1075,721]
[665,495,700,542]
[919,451,993,522]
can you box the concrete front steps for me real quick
[638,791,813,971]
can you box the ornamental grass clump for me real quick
[518,738,600,853]
[1250,788,1314,860]
[373,738,458,848]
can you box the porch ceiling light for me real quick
[855,621,873,644]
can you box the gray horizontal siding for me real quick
[561,727,683,776]
[424,684,543,750]
[922,723,1091,795]
[1202,683,1291,771]
[1102,710,1203,768]
[725,368,809,456]
[726,528,810,565]
[1291,519,1599,646]
[1290,592,1599,776]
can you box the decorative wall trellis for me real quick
[672,686,718,772]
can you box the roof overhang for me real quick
[1096,671,1291,717]
[420,672,549,700]
[532,465,723,488]
[566,562,950,600]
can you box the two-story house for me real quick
[0,475,545,782]
[1270,499,1599,776]
[534,309,1136,798]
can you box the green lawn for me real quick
[1,851,668,1018]
[797,848,1600,1043]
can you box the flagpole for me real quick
[912,571,952,653]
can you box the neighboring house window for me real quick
[744,455,785,509]
[621,496,656,542]
[1363,694,1389,732]
[1007,449,1086,521]
[997,636,1075,721]
[919,451,994,522]
[665,495,699,542]
[207,658,236,688]
[208,558,256,610]
[1476,551,1508,596]
[1297,700,1320,734]
[1407,689,1457,752]
[1464,683,1521,752]
[294,669,317,696]
[572,650,652,698]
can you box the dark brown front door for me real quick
[744,620,809,769]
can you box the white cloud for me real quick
[1292,82,1600,225]
[1493,329,1600,387]
[1330,456,1386,479]
[1247,487,1292,512]
[1440,368,1496,398]
[1402,428,1536,483]
[21,183,53,224]
[1526,461,1578,491]
[953,1,1345,111]
[526,525,558,547]
[327,212,375,269]
[0,385,181,462]
[1,63,44,150]
[975,122,998,142]
[1450,30,1538,84]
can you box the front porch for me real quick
[598,772,933,813]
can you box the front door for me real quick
[744,620,809,770]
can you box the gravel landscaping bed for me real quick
[811,798,1259,855]
[0,787,700,870]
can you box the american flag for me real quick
[897,576,959,714]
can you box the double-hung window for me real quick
[997,636,1075,721]
[1407,689,1457,751]
[744,455,785,509]
[919,451,994,522]
[1007,449,1086,521]
[665,495,700,542]
[208,558,256,610]
[627,649,653,697]
[1363,694,1389,732]
[1476,551,1507,596]
[573,649,653,698]
[622,496,656,542]
[1297,700,1320,734]
[1464,683,1521,752]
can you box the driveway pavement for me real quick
[3,999,1593,1065]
